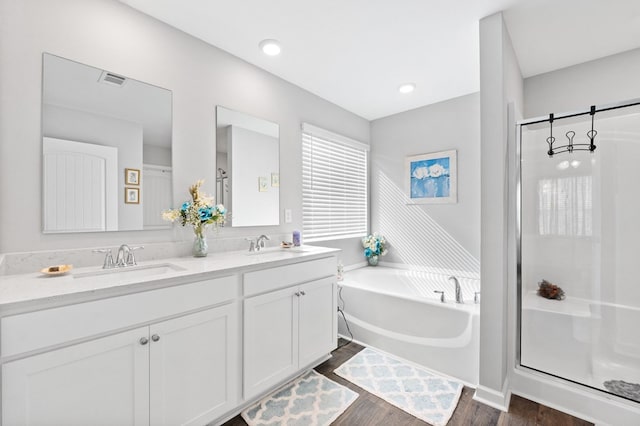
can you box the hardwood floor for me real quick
[222,339,593,426]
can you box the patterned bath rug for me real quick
[241,370,358,426]
[334,347,463,426]
[603,379,640,402]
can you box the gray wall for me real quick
[0,0,369,258]
[369,93,480,275]
[524,47,640,118]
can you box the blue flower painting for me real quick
[405,150,457,204]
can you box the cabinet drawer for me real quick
[244,256,336,297]
[1,275,238,358]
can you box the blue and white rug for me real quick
[241,370,358,426]
[334,347,463,426]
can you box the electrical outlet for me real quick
[284,209,292,223]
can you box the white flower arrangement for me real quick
[162,180,226,238]
[362,233,388,259]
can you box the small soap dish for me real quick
[280,241,293,248]
[40,264,73,276]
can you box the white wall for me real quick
[476,12,523,410]
[0,0,369,256]
[369,93,480,276]
[229,126,279,227]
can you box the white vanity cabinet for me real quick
[242,257,337,400]
[3,326,150,426]
[1,276,239,426]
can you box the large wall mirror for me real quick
[42,53,172,233]
[216,106,280,227]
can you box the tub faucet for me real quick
[449,276,463,304]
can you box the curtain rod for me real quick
[517,98,640,126]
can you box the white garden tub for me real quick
[338,266,480,385]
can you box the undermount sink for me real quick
[74,263,186,280]
[244,247,288,256]
[245,246,314,256]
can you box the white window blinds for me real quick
[302,123,369,242]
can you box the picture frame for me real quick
[125,187,140,204]
[258,176,269,192]
[125,168,140,185]
[405,150,457,204]
[271,172,280,187]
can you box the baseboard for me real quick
[473,379,512,412]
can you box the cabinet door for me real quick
[149,304,239,426]
[244,286,299,399]
[2,327,149,426]
[298,277,337,367]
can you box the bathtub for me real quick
[521,292,640,402]
[338,266,480,385]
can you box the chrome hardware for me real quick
[116,244,131,267]
[151,334,160,342]
[474,291,481,304]
[127,246,144,266]
[300,290,306,296]
[449,276,463,304]
[93,249,115,269]
[139,337,149,345]
[256,234,270,250]
[434,290,445,303]
[246,238,257,252]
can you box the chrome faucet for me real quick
[449,276,463,304]
[93,248,115,269]
[93,245,143,269]
[115,244,144,267]
[116,244,131,267]
[256,235,270,250]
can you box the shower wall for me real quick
[521,109,640,307]
[519,105,640,404]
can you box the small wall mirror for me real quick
[42,53,172,233]
[216,106,280,227]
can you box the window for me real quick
[302,123,368,242]
[538,175,592,237]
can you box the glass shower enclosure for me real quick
[518,100,640,404]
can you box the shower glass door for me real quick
[518,102,640,404]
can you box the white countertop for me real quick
[0,245,339,314]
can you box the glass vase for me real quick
[367,255,379,266]
[193,233,208,257]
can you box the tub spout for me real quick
[449,276,463,304]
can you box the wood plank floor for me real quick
[223,339,593,426]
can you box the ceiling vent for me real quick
[99,70,127,87]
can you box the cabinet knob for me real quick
[294,291,300,297]
[151,334,160,342]
[139,337,149,345]
[300,291,306,296]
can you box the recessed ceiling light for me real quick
[398,83,416,94]
[259,39,281,56]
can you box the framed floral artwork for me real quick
[125,187,140,204]
[258,176,268,192]
[125,168,140,185]
[405,150,457,204]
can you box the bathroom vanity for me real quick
[0,246,338,426]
